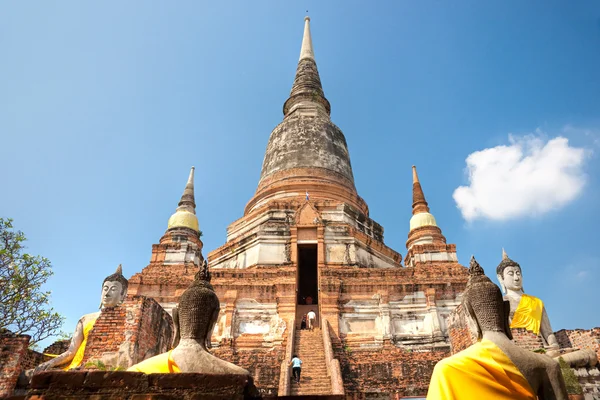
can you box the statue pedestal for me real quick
[24,371,254,399]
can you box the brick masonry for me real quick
[212,345,285,397]
[83,296,173,369]
[448,304,547,353]
[447,304,476,354]
[0,333,30,398]
[333,342,448,397]
[19,370,254,400]
[555,328,600,360]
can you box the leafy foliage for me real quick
[84,360,125,371]
[0,218,64,345]
[558,356,583,395]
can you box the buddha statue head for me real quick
[495,249,523,294]
[100,264,129,309]
[174,260,219,349]
[463,256,512,340]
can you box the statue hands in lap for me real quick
[427,257,567,400]
[496,249,559,349]
[127,260,249,375]
[34,265,128,373]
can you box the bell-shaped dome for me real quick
[246,17,365,215]
[167,167,200,233]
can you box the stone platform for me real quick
[10,371,256,400]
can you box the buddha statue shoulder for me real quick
[427,257,567,400]
[496,249,558,349]
[127,261,249,375]
[34,265,128,373]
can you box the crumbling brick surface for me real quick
[0,333,29,398]
[447,305,476,354]
[22,349,48,370]
[555,328,600,360]
[43,340,70,357]
[24,370,250,399]
[212,345,285,396]
[331,341,447,397]
[82,296,173,369]
[510,328,544,350]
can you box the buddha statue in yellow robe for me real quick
[427,257,567,400]
[34,265,128,373]
[496,249,559,348]
[127,261,248,375]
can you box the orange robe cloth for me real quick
[427,339,536,400]
[510,294,544,335]
[126,351,180,373]
[63,317,98,370]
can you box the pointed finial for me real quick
[116,264,122,275]
[299,16,315,61]
[411,165,430,215]
[412,165,419,184]
[176,166,196,214]
[195,259,211,283]
[502,248,508,260]
[167,167,200,232]
[469,256,485,277]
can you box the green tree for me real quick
[0,218,64,345]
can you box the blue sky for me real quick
[1,1,599,347]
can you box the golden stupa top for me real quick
[167,167,199,232]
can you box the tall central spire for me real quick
[299,16,315,61]
[246,17,366,215]
[283,16,331,117]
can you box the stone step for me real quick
[291,390,332,394]
[291,390,332,395]
[291,326,332,395]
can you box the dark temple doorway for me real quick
[297,244,318,305]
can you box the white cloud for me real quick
[453,132,589,221]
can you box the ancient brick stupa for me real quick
[129,17,469,397]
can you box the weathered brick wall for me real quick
[510,328,544,350]
[0,333,29,398]
[555,328,600,360]
[448,305,549,353]
[82,296,173,369]
[212,345,285,396]
[555,329,572,349]
[333,343,448,397]
[23,370,253,400]
[43,339,70,356]
[447,305,476,354]
[22,349,48,370]
[319,323,444,397]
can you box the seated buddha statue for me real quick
[34,265,128,372]
[127,261,249,375]
[496,249,559,349]
[427,257,567,400]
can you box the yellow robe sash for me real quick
[64,317,98,370]
[510,294,544,335]
[427,339,535,400]
[126,351,180,373]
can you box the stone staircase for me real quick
[290,328,332,396]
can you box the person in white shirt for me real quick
[289,354,302,384]
[307,309,316,330]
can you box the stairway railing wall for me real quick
[322,317,345,395]
[278,319,296,396]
